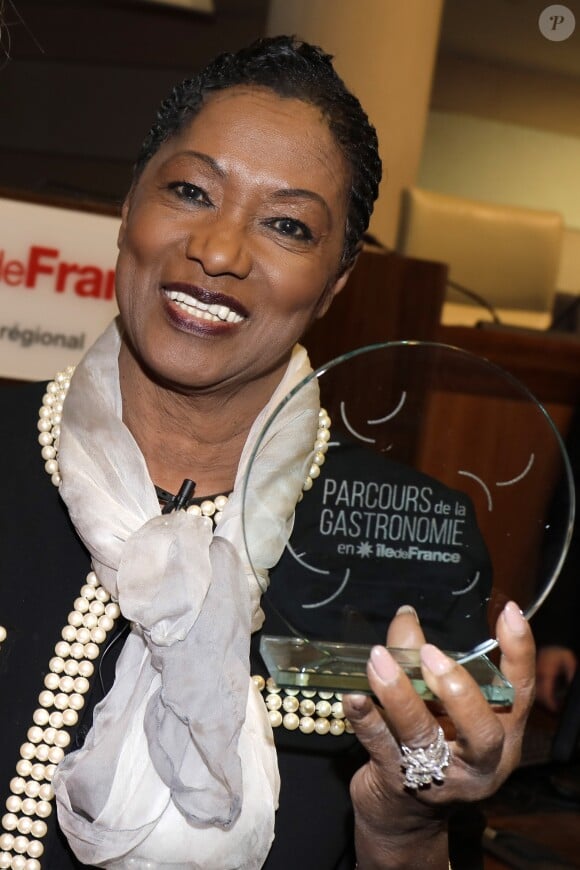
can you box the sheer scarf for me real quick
[52,320,318,868]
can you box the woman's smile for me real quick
[161,282,248,332]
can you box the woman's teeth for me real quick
[165,289,244,323]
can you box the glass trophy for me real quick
[242,342,574,706]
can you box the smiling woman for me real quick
[0,34,535,870]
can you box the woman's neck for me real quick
[118,342,287,497]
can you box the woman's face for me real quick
[116,86,353,393]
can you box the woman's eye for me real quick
[168,181,211,205]
[269,218,313,241]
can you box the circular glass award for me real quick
[242,342,574,705]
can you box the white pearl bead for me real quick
[26,726,43,744]
[308,464,320,479]
[54,642,70,658]
[251,675,265,692]
[44,766,57,782]
[82,613,98,629]
[42,728,56,746]
[38,785,53,802]
[315,718,331,735]
[11,854,27,870]
[84,643,99,660]
[299,699,316,717]
[300,689,317,698]
[4,798,20,815]
[35,802,51,819]
[34,746,49,763]
[299,717,316,734]
[49,712,64,728]
[0,853,10,869]
[282,696,299,714]
[14,762,31,778]
[26,841,43,859]
[1,815,17,832]
[318,690,334,700]
[80,585,96,600]
[20,799,36,817]
[265,694,281,711]
[62,709,78,727]
[331,701,345,718]
[98,615,113,631]
[186,504,202,516]
[67,611,83,628]
[317,427,330,442]
[32,709,49,728]
[214,495,228,510]
[37,419,51,432]
[12,835,28,854]
[74,627,91,644]
[61,625,76,643]
[302,476,313,491]
[38,691,55,709]
[105,602,121,619]
[69,643,85,659]
[315,700,332,718]
[89,600,105,616]
[282,713,300,731]
[29,822,46,840]
[265,678,280,693]
[0,627,6,643]
[54,730,70,749]
[53,693,70,710]
[23,783,39,800]
[73,677,89,694]
[25,859,41,870]
[44,459,58,475]
[268,710,282,728]
[86,571,98,586]
[200,500,216,517]
[312,451,326,466]
[47,747,64,764]
[330,719,346,736]
[58,675,75,692]
[8,780,24,796]
[29,766,46,783]
[90,627,106,644]
[18,745,35,761]
[77,661,94,679]
[345,719,355,734]
[73,597,89,614]
[63,659,79,676]
[43,673,59,691]
[15,819,31,836]
[67,694,84,712]
[0,837,13,853]
[314,439,329,453]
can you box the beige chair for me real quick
[397,188,564,312]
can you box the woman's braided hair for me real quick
[134,35,382,270]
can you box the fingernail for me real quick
[420,644,454,676]
[369,645,400,684]
[396,604,419,621]
[503,600,527,636]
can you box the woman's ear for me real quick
[117,192,133,249]
[315,244,362,320]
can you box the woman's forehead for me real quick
[149,86,349,194]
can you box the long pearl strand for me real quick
[0,571,120,870]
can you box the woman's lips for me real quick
[162,283,248,325]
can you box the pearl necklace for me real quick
[0,370,335,867]
[37,367,333,522]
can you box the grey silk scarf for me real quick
[52,320,318,868]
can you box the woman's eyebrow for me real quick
[172,150,226,178]
[272,188,331,217]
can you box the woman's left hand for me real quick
[342,601,536,869]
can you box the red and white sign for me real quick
[0,197,120,380]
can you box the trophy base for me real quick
[259,635,514,707]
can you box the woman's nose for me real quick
[186,212,252,279]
